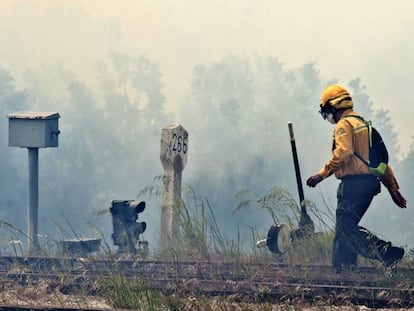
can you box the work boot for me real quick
[383,246,404,269]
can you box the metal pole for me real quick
[28,147,39,254]
[288,122,314,236]
[288,122,305,213]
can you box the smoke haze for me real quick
[1,0,413,151]
[0,0,413,252]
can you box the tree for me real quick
[347,78,374,120]
[0,67,27,229]
[97,52,168,128]
[96,53,170,197]
[177,57,332,241]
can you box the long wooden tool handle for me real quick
[288,122,306,214]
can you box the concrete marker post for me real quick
[159,124,188,250]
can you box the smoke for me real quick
[0,1,412,251]
[1,0,413,147]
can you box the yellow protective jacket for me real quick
[318,109,399,193]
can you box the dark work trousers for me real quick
[332,174,390,270]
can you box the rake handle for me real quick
[288,122,306,215]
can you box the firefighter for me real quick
[306,84,407,272]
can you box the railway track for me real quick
[0,256,413,309]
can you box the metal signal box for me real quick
[8,111,60,148]
[110,200,147,255]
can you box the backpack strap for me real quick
[343,115,372,166]
[343,115,388,176]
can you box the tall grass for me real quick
[2,181,413,310]
[235,186,335,265]
[139,177,245,262]
[99,268,161,310]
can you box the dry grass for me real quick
[1,184,413,310]
[1,284,413,311]
[0,283,111,309]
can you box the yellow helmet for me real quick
[320,84,353,110]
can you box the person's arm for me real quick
[380,165,407,208]
[307,121,354,188]
[319,121,354,178]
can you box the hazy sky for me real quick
[1,0,414,153]
[1,0,413,250]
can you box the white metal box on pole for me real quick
[8,111,60,148]
[7,111,60,255]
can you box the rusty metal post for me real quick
[160,125,188,250]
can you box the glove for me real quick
[391,190,407,208]
[306,174,323,188]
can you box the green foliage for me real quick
[0,52,171,241]
[235,186,301,226]
[100,270,161,310]
[139,179,244,261]
[0,67,27,226]
[235,186,334,264]
[284,231,333,266]
[0,47,409,255]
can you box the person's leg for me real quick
[355,226,404,267]
[332,181,362,271]
[332,234,357,270]
[335,176,404,268]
